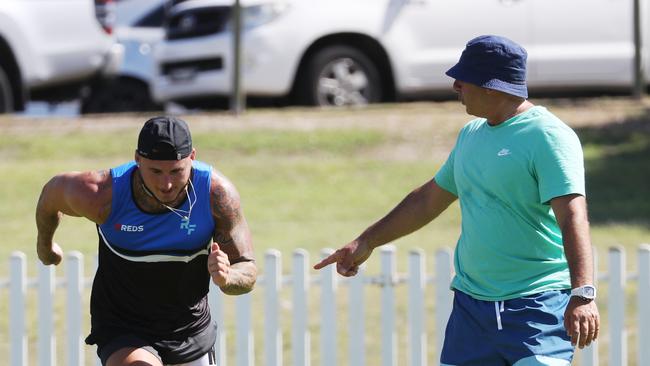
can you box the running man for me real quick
[36,116,257,366]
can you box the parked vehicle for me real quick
[81,0,165,113]
[152,0,636,108]
[0,0,122,114]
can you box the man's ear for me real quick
[190,148,197,160]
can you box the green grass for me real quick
[579,124,650,224]
[0,99,649,365]
[195,129,388,154]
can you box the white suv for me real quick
[153,0,635,107]
[0,0,122,113]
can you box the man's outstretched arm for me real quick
[314,178,457,276]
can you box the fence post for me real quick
[38,263,56,366]
[265,250,282,366]
[208,283,227,366]
[434,248,453,364]
[380,245,397,366]
[236,293,254,366]
[609,246,627,366]
[10,252,27,366]
[66,252,84,366]
[408,249,426,366]
[349,264,366,366]
[320,249,337,366]
[581,246,598,366]
[638,244,650,366]
[292,249,310,366]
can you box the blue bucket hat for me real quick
[446,35,528,98]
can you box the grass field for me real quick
[0,98,649,365]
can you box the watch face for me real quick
[572,286,596,299]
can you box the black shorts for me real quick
[92,322,217,365]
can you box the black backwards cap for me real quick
[137,116,192,160]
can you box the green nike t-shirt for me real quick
[435,106,584,300]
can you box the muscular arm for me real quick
[551,194,599,348]
[209,170,257,295]
[35,170,112,264]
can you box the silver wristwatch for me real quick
[570,285,597,301]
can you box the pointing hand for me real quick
[313,239,373,277]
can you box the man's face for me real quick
[452,79,487,116]
[136,150,196,204]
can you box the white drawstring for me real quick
[495,301,505,330]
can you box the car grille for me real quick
[166,6,231,40]
[161,57,224,76]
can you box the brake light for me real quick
[95,0,116,34]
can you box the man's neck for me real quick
[132,170,185,213]
[486,99,534,126]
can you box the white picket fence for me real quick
[2,244,650,366]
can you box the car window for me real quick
[115,0,164,27]
[135,5,165,27]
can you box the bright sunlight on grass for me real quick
[0,98,648,365]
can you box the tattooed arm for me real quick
[207,169,257,295]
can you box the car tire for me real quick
[81,78,160,114]
[0,65,14,114]
[297,45,382,107]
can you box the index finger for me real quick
[313,252,341,270]
[566,317,579,346]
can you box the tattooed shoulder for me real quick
[211,171,242,221]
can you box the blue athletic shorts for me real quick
[440,290,574,366]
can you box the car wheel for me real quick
[81,78,160,114]
[298,45,382,107]
[0,65,14,113]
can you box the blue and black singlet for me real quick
[86,160,217,362]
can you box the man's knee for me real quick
[106,347,163,366]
